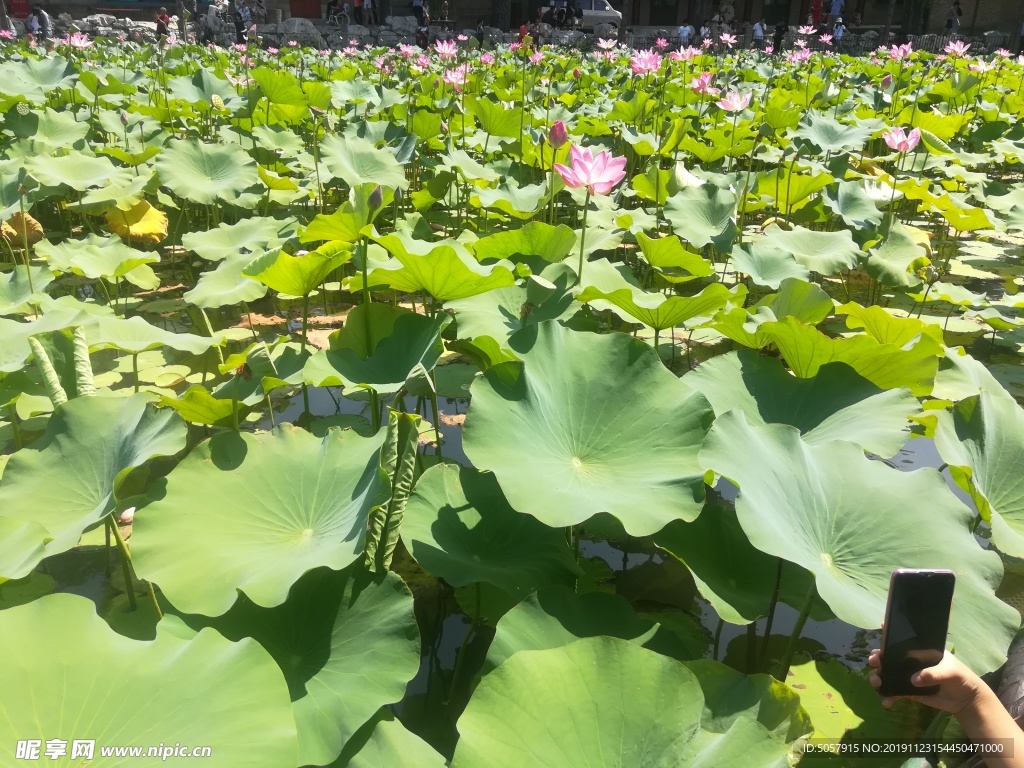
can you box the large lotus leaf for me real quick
[466,221,577,263]
[463,321,714,536]
[766,316,940,396]
[89,315,219,355]
[757,167,834,214]
[26,152,131,192]
[730,243,810,289]
[331,710,447,768]
[0,394,186,578]
[446,279,578,351]
[105,200,168,245]
[759,224,860,275]
[442,148,502,183]
[302,184,393,244]
[320,134,409,191]
[36,233,159,282]
[133,426,389,616]
[579,279,742,332]
[663,184,738,252]
[244,247,352,297]
[451,637,790,768]
[823,180,883,229]
[700,411,1018,674]
[861,220,930,289]
[0,517,50,582]
[182,216,299,262]
[156,139,260,205]
[483,585,706,675]
[180,566,419,766]
[168,68,239,104]
[70,170,158,215]
[686,349,920,455]
[931,347,1016,402]
[184,253,270,309]
[0,309,90,372]
[7,106,89,148]
[794,112,877,153]
[402,464,580,597]
[359,236,516,301]
[0,265,53,315]
[0,56,75,101]
[304,310,451,394]
[471,182,547,220]
[636,232,715,280]
[934,390,1024,559]
[0,593,299,766]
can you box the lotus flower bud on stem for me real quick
[549,120,568,149]
[368,185,384,210]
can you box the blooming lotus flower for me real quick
[690,71,720,95]
[375,55,392,73]
[787,48,812,63]
[457,34,469,41]
[597,38,617,50]
[399,43,417,57]
[630,48,662,74]
[794,39,807,49]
[996,48,1012,58]
[655,37,668,50]
[443,63,470,90]
[233,43,247,51]
[435,39,458,58]
[416,53,430,68]
[970,60,996,73]
[268,47,279,54]
[882,126,921,153]
[548,120,568,149]
[798,25,816,34]
[554,145,627,196]
[716,90,751,112]
[765,45,774,54]
[670,45,699,61]
[287,40,299,47]
[702,38,713,48]
[720,32,737,48]
[889,42,912,60]
[529,50,545,65]
[510,41,522,52]
[480,51,495,65]
[944,40,970,56]
[819,33,833,46]
[64,32,92,48]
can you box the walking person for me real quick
[772,18,786,52]
[412,0,424,27]
[752,17,766,49]
[155,6,171,37]
[946,0,962,33]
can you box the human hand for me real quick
[868,648,987,714]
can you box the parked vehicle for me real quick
[538,0,621,31]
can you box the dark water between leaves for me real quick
[37,382,1006,761]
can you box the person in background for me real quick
[352,0,362,25]
[946,0,962,33]
[811,0,823,26]
[699,20,710,40]
[475,17,484,44]
[828,0,843,29]
[30,6,52,38]
[833,16,845,46]
[851,10,861,25]
[517,16,528,41]
[412,0,424,27]
[155,5,170,37]
[677,19,693,46]
[363,0,375,25]
[752,16,766,48]
[773,18,786,51]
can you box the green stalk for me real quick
[8,404,21,450]
[107,515,137,611]
[132,352,139,393]
[778,585,816,679]
[758,558,783,671]
[573,189,591,287]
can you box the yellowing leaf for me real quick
[105,201,169,245]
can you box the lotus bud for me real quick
[881,73,892,89]
[120,110,129,125]
[548,120,568,149]
[573,67,582,79]
[924,265,941,284]
[394,187,404,204]
[119,507,136,525]
[368,185,384,210]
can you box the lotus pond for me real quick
[5,32,1024,767]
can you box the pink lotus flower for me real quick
[787,48,812,64]
[716,90,751,112]
[480,51,495,65]
[510,41,522,52]
[416,53,430,68]
[63,32,92,48]
[0,29,16,41]
[970,60,996,73]
[819,33,833,46]
[374,54,392,73]
[554,145,627,195]
[944,40,970,57]
[690,71,720,95]
[233,43,247,51]
[597,37,617,50]
[548,120,568,149]
[457,34,469,41]
[765,45,774,54]
[435,39,458,58]
[267,47,279,54]
[655,37,668,50]
[349,38,359,44]
[996,48,1012,58]
[529,50,545,65]
[881,73,893,89]
[889,42,912,60]
[720,32,737,48]
[630,48,662,74]
[670,45,700,61]
[399,43,417,57]
[287,39,299,46]
[882,126,921,153]
[794,39,807,49]
[798,25,816,34]
[443,63,471,90]
[702,38,713,48]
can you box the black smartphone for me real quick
[879,569,956,697]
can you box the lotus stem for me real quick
[712,618,724,661]
[573,190,591,288]
[132,353,139,394]
[778,584,816,680]
[759,558,784,672]
[746,623,758,673]
[107,515,137,612]
[428,387,443,460]
[447,583,480,705]
[8,404,21,450]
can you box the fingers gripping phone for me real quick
[879,569,956,697]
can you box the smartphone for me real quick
[879,569,956,697]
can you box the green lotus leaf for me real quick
[330,710,447,768]
[483,585,705,675]
[0,593,299,766]
[463,321,714,536]
[403,464,580,597]
[451,636,791,768]
[0,517,51,582]
[757,167,834,214]
[823,180,883,229]
[730,243,810,289]
[837,302,946,348]
[179,566,419,766]
[0,394,186,578]
[358,233,516,301]
[156,139,260,205]
[36,233,159,284]
[184,252,270,309]
[766,316,941,396]
[182,216,299,262]
[793,112,876,153]
[931,347,1013,402]
[466,221,577,263]
[664,184,738,251]
[133,425,389,616]
[446,278,578,351]
[304,307,451,394]
[710,278,830,349]
[934,390,1024,559]
[578,280,743,332]
[465,96,521,139]
[215,341,308,406]
[861,220,929,288]
[636,232,715,281]
[0,56,75,101]
[0,265,53,315]
[699,411,1017,674]
[168,68,239,104]
[471,181,547,220]
[244,247,352,297]
[6,105,89,148]
[27,152,131,192]
[253,67,308,107]
[442,148,501,183]
[158,384,243,427]
[69,170,158,215]
[302,184,393,244]
[0,309,91,372]
[687,350,920,455]
[89,315,220,356]
[759,224,861,275]
[320,134,409,191]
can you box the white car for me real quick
[539,0,622,31]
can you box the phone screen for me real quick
[879,570,955,697]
